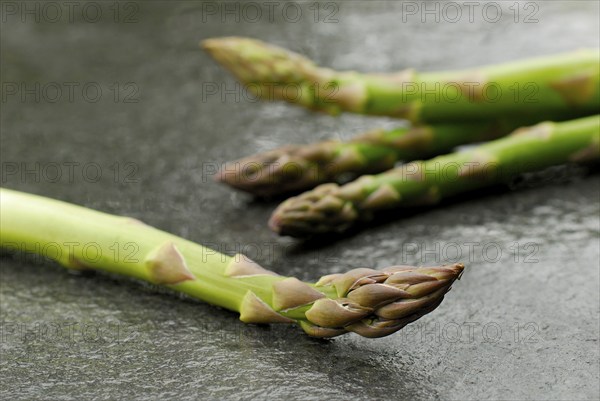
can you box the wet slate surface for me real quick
[1,1,599,400]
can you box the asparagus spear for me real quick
[202,37,600,123]
[217,119,538,197]
[0,188,463,338]
[270,115,600,237]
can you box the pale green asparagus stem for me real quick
[0,188,464,338]
[203,37,600,123]
[269,115,600,237]
[216,118,539,196]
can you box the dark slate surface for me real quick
[1,1,599,400]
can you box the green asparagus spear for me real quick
[269,115,600,237]
[216,119,539,197]
[0,188,463,338]
[202,37,599,123]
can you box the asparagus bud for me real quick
[216,119,529,197]
[0,188,463,338]
[270,115,600,237]
[203,37,599,123]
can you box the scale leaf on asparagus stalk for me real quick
[0,188,464,338]
[269,115,600,237]
[202,37,600,123]
[216,119,538,197]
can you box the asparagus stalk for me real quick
[269,115,600,237]
[217,119,538,197]
[202,37,600,123]
[0,188,464,338]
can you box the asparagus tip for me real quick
[268,183,358,237]
[302,263,466,337]
[202,36,316,88]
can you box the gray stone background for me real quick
[1,1,599,400]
